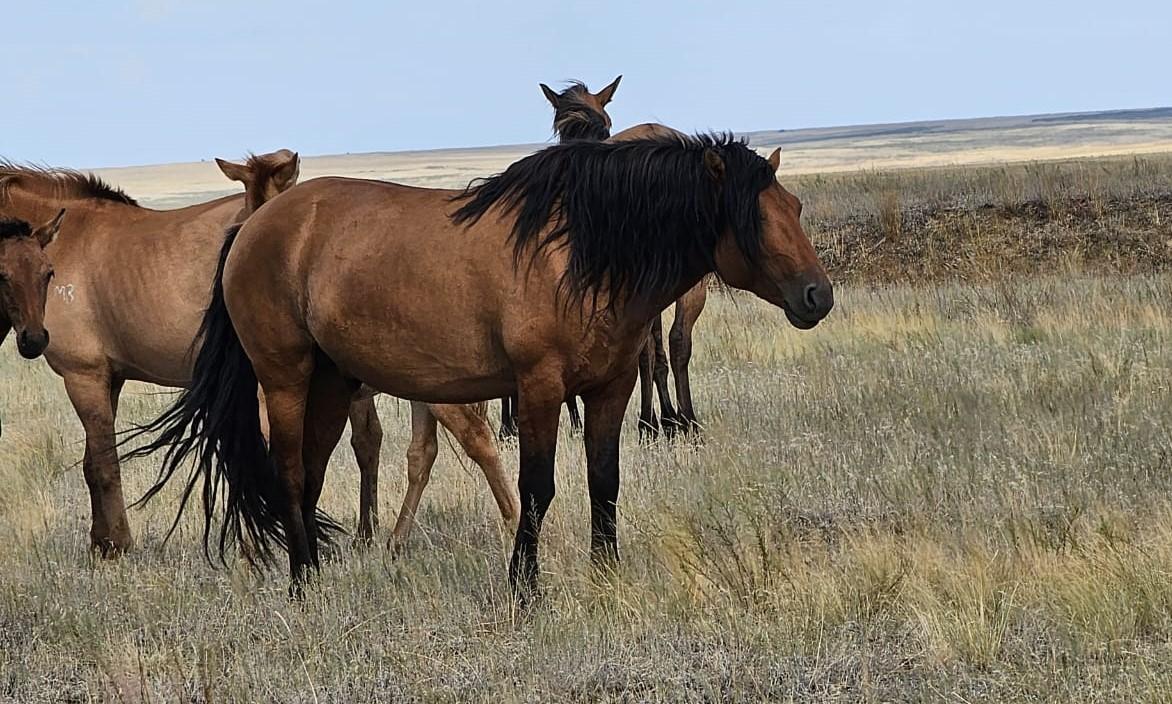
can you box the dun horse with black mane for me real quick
[129,134,833,600]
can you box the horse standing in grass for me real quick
[0,153,514,556]
[217,151,517,548]
[497,76,623,439]
[502,77,712,442]
[128,134,832,599]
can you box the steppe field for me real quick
[4,109,1172,702]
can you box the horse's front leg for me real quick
[509,373,565,603]
[582,368,639,564]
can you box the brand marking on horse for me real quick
[54,283,76,303]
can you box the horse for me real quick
[496,76,623,439]
[512,78,710,442]
[127,133,832,600]
[0,154,512,556]
[216,151,517,547]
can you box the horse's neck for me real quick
[620,268,711,331]
[5,187,136,233]
[3,188,71,224]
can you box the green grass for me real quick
[4,274,1172,701]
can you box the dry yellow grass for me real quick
[4,275,1172,701]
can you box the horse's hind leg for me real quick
[650,316,683,437]
[64,371,131,556]
[498,396,519,440]
[637,339,659,443]
[256,350,317,583]
[389,401,439,552]
[670,280,708,436]
[430,403,519,532]
[300,359,356,564]
[565,397,583,432]
[348,390,382,543]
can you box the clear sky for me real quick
[1,0,1167,168]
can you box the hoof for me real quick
[90,536,132,559]
[661,414,687,440]
[354,526,377,548]
[497,423,519,442]
[637,415,660,444]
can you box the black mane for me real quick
[451,134,775,309]
[0,218,32,240]
[0,160,138,206]
[552,82,611,142]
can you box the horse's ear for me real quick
[595,75,622,106]
[215,158,252,184]
[34,209,65,248]
[704,149,726,184]
[539,83,560,109]
[273,152,301,189]
[767,148,782,173]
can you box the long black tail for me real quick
[122,224,335,566]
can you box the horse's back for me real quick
[609,123,684,143]
[225,176,521,402]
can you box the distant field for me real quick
[4,109,1172,700]
[91,106,1172,209]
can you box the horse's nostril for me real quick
[804,283,820,310]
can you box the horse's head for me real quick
[0,210,63,359]
[711,148,833,329]
[539,76,621,142]
[216,149,300,219]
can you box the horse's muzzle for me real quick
[784,278,834,329]
[17,329,49,359]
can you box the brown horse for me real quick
[497,76,623,439]
[129,133,832,599]
[217,151,517,547]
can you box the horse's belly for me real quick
[312,313,513,405]
[43,285,203,387]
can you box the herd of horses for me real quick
[0,78,832,601]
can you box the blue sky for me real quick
[1,0,1167,167]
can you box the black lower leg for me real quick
[584,370,636,566]
[508,386,561,603]
[566,396,583,431]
